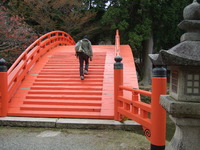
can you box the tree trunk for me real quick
[139,32,153,85]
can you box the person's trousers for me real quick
[78,52,89,76]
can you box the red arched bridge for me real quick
[0,30,167,150]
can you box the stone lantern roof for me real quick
[149,0,200,66]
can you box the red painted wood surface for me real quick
[0,31,75,116]
[7,45,138,119]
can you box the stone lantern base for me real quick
[160,95,200,150]
[167,116,200,150]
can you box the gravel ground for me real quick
[0,127,150,150]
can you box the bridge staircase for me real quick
[0,31,138,119]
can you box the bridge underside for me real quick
[8,45,138,119]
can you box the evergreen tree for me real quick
[101,0,193,85]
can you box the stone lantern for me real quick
[149,0,200,150]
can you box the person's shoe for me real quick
[84,70,88,75]
[80,76,84,80]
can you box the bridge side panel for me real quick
[120,45,138,89]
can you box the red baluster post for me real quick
[0,58,8,116]
[115,30,120,56]
[114,55,123,121]
[151,66,167,150]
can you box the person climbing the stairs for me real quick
[75,35,93,80]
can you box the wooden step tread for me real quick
[8,109,108,118]
[39,69,104,72]
[38,72,104,75]
[28,90,102,95]
[23,99,101,106]
[26,94,102,100]
[44,64,105,66]
[43,66,104,69]
[30,86,103,90]
[33,82,103,86]
[36,75,104,78]
[20,105,101,112]
[34,79,103,82]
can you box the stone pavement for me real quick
[0,117,141,130]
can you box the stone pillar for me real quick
[160,94,200,150]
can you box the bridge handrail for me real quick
[8,31,75,74]
[117,85,152,129]
[115,30,120,56]
[0,31,75,116]
[114,37,167,148]
[119,86,152,97]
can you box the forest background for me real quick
[0,0,197,85]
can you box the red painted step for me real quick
[33,82,103,86]
[36,75,104,79]
[38,72,104,75]
[20,105,101,112]
[8,109,107,119]
[30,85,103,91]
[23,99,101,106]
[28,90,102,95]
[26,94,102,100]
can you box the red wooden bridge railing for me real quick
[115,30,120,56]
[0,31,75,116]
[114,30,167,150]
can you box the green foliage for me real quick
[100,0,193,82]
[102,6,129,30]
[101,0,192,51]
[128,18,152,50]
[152,0,192,51]
[128,32,143,50]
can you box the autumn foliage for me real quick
[0,0,100,68]
[0,4,38,68]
